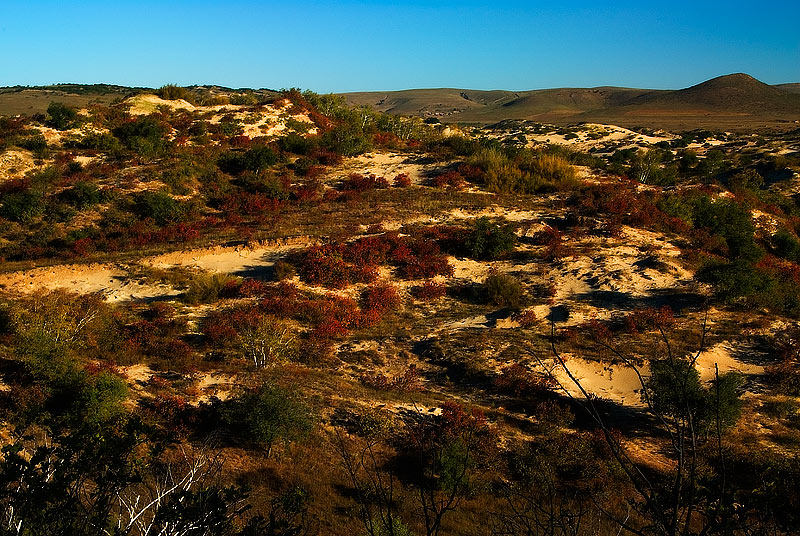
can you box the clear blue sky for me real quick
[1,1,798,92]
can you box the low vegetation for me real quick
[0,83,799,535]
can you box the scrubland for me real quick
[0,86,799,535]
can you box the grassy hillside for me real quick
[344,74,800,130]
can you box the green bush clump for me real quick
[60,181,102,209]
[218,145,279,175]
[0,190,44,223]
[222,382,314,456]
[156,83,196,103]
[485,273,523,308]
[134,191,187,226]
[182,272,238,305]
[464,217,517,260]
[47,102,78,130]
[469,147,577,194]
[646,359,743,433]
[112,115,170,157]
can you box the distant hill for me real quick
[3,75,799,131]
[344,74,800,130]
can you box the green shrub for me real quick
[645,359,743,433]
[182,272,237,305]
[134,191,185,225]
[238,315,299,368]
[0,190,44,223]
[47,102,78,130]
[274,260,296,280]
[156,84,196,103]
[223,382,314,456]
[112,115,170,157]
[321,123,372,156]
[464,217,517,260]
[485,273,523,308]
[61,182,102,209]
[218,146,278,175]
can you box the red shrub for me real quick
[340,172,389,192]
[360,365,421,392]
[512,309,538,327]
[413,280,447,301]
[494,364,554,396]
[431,170,466,189]
[393,173,412,187]
[361,283,402,319]
[623,306,676,334]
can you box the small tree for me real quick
[46,102,78,130]
[223,383,314,457]
[238,315,299,368]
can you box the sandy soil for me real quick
[0,149,37,182]
[126,94,196,115]
[351,152,430,185]
[523,123,675,151]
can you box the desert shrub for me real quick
[517,153,579,191]
[156,84,196,103]
[296,243,378,288]
[512,309,539,328]
[0,190,44,223]
[321,122,372,156]
[182,272,238,305]
[623,306,676,334]
[278,132,316,155]
[393,173,411,187]
[340,172,389,192]
[238,315,299,368]
[361,283,402,325]
[222,382,314,456]
[47,102,78,130]
[463,217,517,260]
[217,146,278,175]
[112,115,170,157]
[360,365,421,393]
[494,363,554,397]
[413,280,447,301]
[692,196,760,261]
[65,131,123,153]
[772,228,800,263]
[274,260,296,280]
[485,273,523,308]
[646,359,743,433]
[60,181,102,209]
[134,191,187,226]
[16,132,47,155]
[431,170,466,189]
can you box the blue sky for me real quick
[1,1,798,92]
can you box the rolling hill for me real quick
[344,74,800,130]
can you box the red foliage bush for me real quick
[494,363,554,396]
[431,170,466,189]
[534,226,569,260]
[360,365,421,392]
[623,306,676,334]
[373,132,402,149]
[512,308,539,327]
[413,280,447,301]
[361,283,402,322]
[340,172,389,192]
[202,305,263,345]
[393,173,412,187]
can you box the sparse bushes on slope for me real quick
[485,273,523,308]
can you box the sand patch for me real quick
[0,149,37,182]
[549,354,648,407]
[693,342,765,382]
